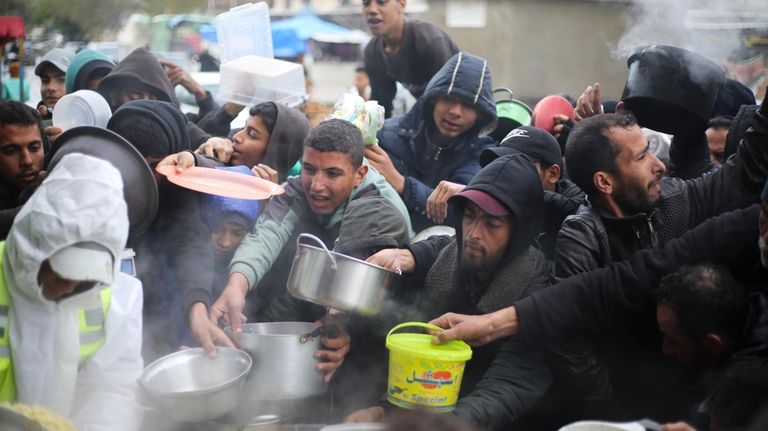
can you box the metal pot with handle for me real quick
[225,321,326,402]
[490,87,533,143]
[138,347,252,423]
[286,233,399,315]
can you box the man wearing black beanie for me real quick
[107,100,232,360]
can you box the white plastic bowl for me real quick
[52,90,112,131]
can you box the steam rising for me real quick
[613,0,767,61]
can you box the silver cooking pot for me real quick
[287,234,399,315]
[225,322,326,402]
[138,347,252,423]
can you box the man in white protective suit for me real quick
[0,152,143,431]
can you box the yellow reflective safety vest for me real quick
[0,242,111,402]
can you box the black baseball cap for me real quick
[480,126,562,167]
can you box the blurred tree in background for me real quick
[2,0,205,41]
[31,0,130,40]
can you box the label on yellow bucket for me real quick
[386,351,466,411]
[385,322,472,412]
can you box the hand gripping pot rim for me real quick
[385,322,472,411]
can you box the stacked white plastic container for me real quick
[215,2,307,108]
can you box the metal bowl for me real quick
[139,347,252,423]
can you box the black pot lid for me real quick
[48,126,159,239]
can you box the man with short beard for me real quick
[345,153,550,421]
[429,201,768,430]
[415,153,550,324]
[556,108,768,282]
[543,106,768,417]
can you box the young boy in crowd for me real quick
[365,52,497,231]
[162,101,310,184]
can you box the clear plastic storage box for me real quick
[219,55,307,107]
[215,2,274,63]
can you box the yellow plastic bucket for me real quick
[385,322,472,411]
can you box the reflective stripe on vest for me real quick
[0,243,12,402]
[78,288,111,359]
[0,241,111,402]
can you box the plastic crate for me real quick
[219,55,307,107]
[215,2,274,63]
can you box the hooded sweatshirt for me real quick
[402,154,550,400]
[200,166,262,299]
[194,103,310,184]
[108,100,213,358]
[377,51,497,232]
[262,103,310,183]
[97,48,210,147]
[424,153,549,317]
[65,48,116,93]
[108,99,192,156]
[98,48,178,108]
[200,166,262,231]
[3,153,143,430]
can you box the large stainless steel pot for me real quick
[138,347,252,423]
[287,234,399,315]
[225,322,326,402]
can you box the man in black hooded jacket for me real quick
[480,126,586,260]
[97,48,211,148]
[106,100,231,360]
[555,103,768,283]
[538,104,768,419]
[347,153,550,421]
[433,202,767,430]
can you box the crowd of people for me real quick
[0,0,767,430]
